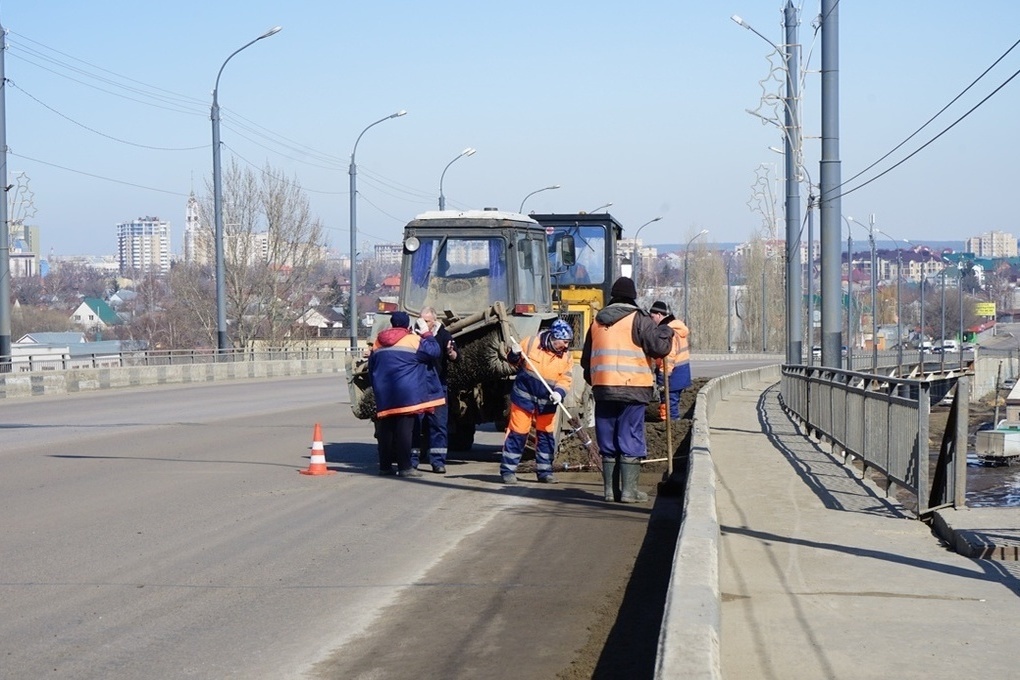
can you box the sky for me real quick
[1,1,1018,257]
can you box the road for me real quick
[0,358,774,679]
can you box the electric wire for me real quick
[836,64,1020,200]
[8,150,190,196]
[7,81,208,151]
[221,143,344,195]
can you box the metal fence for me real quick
[781,364,966,516]
[1,346,357,373]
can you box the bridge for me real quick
[3,352,1020,678]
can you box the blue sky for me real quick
[1,1,1018,256]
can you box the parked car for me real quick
[935,339,960,353]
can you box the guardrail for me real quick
[0,347,350,399]
[0,346,357,373]
[780,364,966,516]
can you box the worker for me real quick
[649,300,692,419]
[411,306,459,474]
[499,319,575,485]
[369,311,445,478]
[581,276,673,503]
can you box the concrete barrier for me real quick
[655,363,781,680]
[0,358,346,399]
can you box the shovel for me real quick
[508,335,602,471]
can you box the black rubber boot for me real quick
[619,456,649,503]
[602,456,620,502]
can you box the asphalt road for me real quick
[0,358,776,679]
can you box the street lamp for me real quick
[211,26,282,352]
[847,215,878,372]
[633,216,663,292]
[587,202,613,214]
[733,8,802,364]
[518,184,560,213]
[876,230,910,374]
[683,229,710,323]
[438,147,475,210]
[841,215,857,370]
[349,109,407,350]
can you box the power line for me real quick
[9,151,190,196]
[8,81,208,151]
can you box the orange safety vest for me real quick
[661,319,690,371]
[588,312,654,388]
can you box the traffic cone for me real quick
[299,423,336,476]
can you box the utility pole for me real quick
[784,0,802,365]
[819,0,842,368]
[0,20,11,372]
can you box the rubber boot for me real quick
[602,456,619,502]
[619,456,649,503]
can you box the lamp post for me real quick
[959,266,965,371]
[847,215,877,372]
[633,216,664,292]
[876,230,909,374]
[211,26,281,352]
[438,147,475,210]
[683,229,709,324]
[349,110,407,349]
[733,7,802,364]
[841,215,856,370]
[940,266,947,372]
[587,202,612,214]
[518,184,560,213]
[0,20,10,371]
[725,253,734,353]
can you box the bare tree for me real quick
[201,160,326,348]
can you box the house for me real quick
[294,305,346,338]
[70,297,122,331]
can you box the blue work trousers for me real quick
[594,401,647,459]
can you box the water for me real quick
[967,453,1020,507]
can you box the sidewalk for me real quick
[711,380,1020,680]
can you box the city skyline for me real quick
[1,2,1018,256]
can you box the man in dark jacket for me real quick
[411,306,459,473]
[369,311,445,478]
[581,276,673,503]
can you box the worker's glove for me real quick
[509,339,523,355]
[414,317,432,336]
[549,391,563,405]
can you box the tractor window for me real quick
[405,236,509,313]
[548,225,606,285]
[514,236,550,308]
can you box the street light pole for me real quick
[633,216,664,293]
[683,229,709,323]
[211,26,281,352]
[586,202,612,214]
[349,110,407,350]
[848,215,877,372]
[877,230,908,375]
[438,147,475,210]
[958,263,966,371]
[0,21,10,371]
[518,184,560,213]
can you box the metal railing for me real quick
[781,364,966,516]
[1,346,358,374]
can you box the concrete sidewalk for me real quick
[712,380,1020,680]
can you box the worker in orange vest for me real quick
[499,319,575,484]
[649,300,692,420]
[581,277,673,503]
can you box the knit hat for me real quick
[610,276,637,300]
[549,319,573,341]
[650,300,670,315]
[390,311,410,329]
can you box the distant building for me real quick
[183,191,212,265]
[70,297,123,331]
[374,243,402,266]
[965,230,1017,258]
[117,216,171,274]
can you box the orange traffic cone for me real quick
[299,423,336,476]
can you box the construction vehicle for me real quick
[346,209,625,453]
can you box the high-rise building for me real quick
[965,230,1017,258]
[117,216,170,274]
[183,191,212,265]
